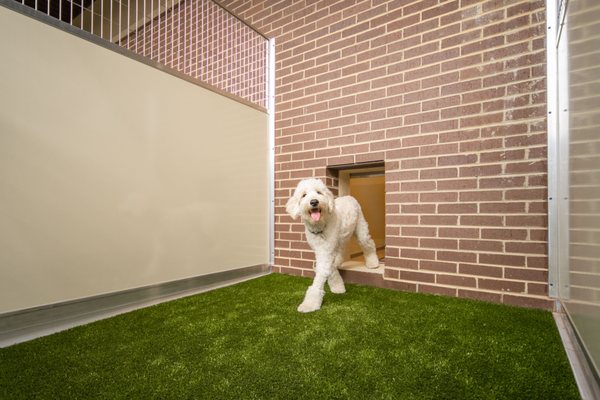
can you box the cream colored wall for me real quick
[338,171,385,259]
[564,0,600,374]
[0,6,269,313]
[349,176,386,249]
[347,175,385,255]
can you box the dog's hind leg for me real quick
[327,251,346,293]
[327,267,346,294]
[355,213,380,269]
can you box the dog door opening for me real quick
[337,167,385,269]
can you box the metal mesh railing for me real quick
[14,0,269,109]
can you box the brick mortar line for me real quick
[277,254,547,267]
[283,133,549,150]
[290,139,548,155]
[384,267,548,278]
[353,276,550,295]
[273,171,548,181]
[276,114,547,133]
[388,180,548,186]
[291,142,548,155]
[277,146,548,161]
[277,90,547,122]
[396,250,548,257]
[391,173,549,180]
[277,124,548,146]
[386,223,546,227]
[398,215,546,220]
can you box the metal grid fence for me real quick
[14,0,269,109]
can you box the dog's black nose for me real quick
[310,199,319,207]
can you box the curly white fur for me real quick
[286,178,379,313]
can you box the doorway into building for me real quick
[335,165,385,269]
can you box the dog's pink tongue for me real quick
[311,210,321,222]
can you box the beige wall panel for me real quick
[0,7,269,313]
[565,0,600,376]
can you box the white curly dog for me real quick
[286,178,380,313]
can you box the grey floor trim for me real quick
[0,265,270,348]
[554,311,600,400]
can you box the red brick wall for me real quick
[220,0,550,309]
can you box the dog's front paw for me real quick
[298,286,324,313]
[297,301,321,313]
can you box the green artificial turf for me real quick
[0,274,579,399]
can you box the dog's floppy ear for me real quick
[286,187,302,220]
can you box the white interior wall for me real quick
[0,6,269,313]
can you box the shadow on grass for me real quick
[0,274,579,399]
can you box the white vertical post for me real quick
[184,0,187,73]
[226,14,229,93]
[158,0,162,60]
[160,0,163,62]
[142,0,146,55]
[163,0,167,64]
[267,38,275,268]
[177,0,181,71]
[110,0,113,41]
[150,0,154,58]
[170,0,173,67]
[195,0,198,78]
[126,0,130,48]
[134,0,138,52]
[200,0,203,80]
[91,0,94,35]
[557,4,571,301]
[547,0,559,300]
[547,0,570,300]
[118,0,121,42]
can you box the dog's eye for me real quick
[302,193,306,198]
[317,191,322,195]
